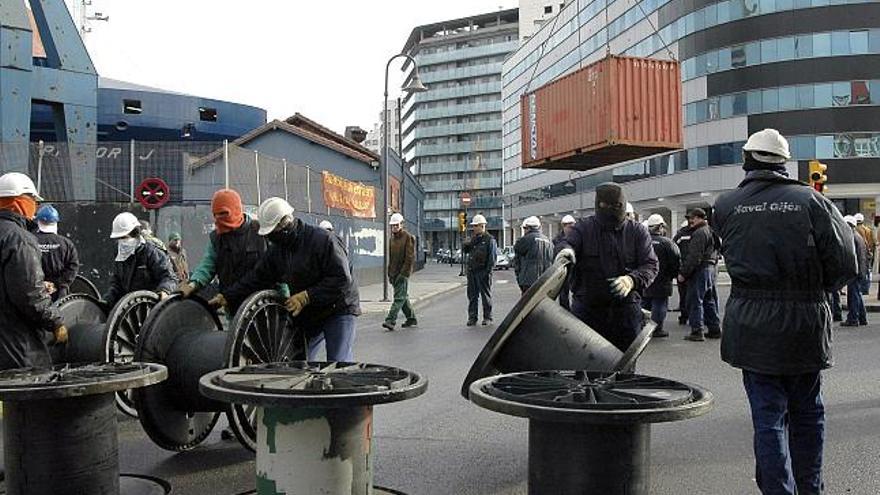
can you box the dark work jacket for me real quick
[0,211,63,369]
[644,234,680,298]
[713,170,857,375]
[223,219,361,330]
[558,216,659,306]
[673,226,692,262]
[35,230,80,301]
[679,223,718,279]
[211,218,267,293]
[514,228,554,288]
[102,241,178,307]
[463,233,496,272]
[853,228,869,277]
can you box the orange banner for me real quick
[322,171,376,219]
[389,176,401,213]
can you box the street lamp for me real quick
[383,53,427,301]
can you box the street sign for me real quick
[136,177,170,209]
[460,192,472,206]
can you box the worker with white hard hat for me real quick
[713,128,857,494]
[383,212,418,331]
[852,212,875,295]
[514,216,553,294]
[625,202,636,221]
[0,172,68,369]
[103,211,178,307]
[210,197,360,361]
[641,214,680,338]
[319,220,334,231]
[462,213,497,326]
[553,214,578,309]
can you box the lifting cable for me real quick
[632,0,678,61]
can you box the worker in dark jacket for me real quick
[34,204,80,302]
[383,213,417,331]
[180,189,288,315]
[102,212,177,308]
[642,214,680,338]
[462,214,497,326]
[714,128,857,495]
[673,220,692,325]
[556,183,659,352]
[514,216,554,294]
[211,198,360,361]
[842,215,868,327]
[553,215,577,309]
[678,208,721,341]
[0,172,66,369]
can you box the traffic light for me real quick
[809,160,828,194]
[458,212,467,232]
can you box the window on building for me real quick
[545,5,553,13]
[123,99,142,114]
[199,107,218,122]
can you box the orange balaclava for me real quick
[0,195,37,220]
[212,189,245,234]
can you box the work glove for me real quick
[178,282,197,298]
[54,325,68,344]
[609,275,635,298]
[208,293,228,309]
[555,248,576,265]
[285,291,310,316]
[44,281,57,295]
[158,291,169,301]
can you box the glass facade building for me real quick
[402,9,519,251]
[502,0,880,242]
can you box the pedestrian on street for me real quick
[642,214,680,338]
[0,172,67,369]
[853,213,874,294]
[553,215,577,309]
[842,215,868,327]
[555,183,658,352]
[102,212,177,307]
[34,204,80,302]
[167,232,189,283]
[181,189,287,315]
[514,216,554,294]
[673,220,692,325]
[462,214,497,326]
[678,208,722,341]
[714,128,857,495]
[210,198,360,361]
[383,213,417,331]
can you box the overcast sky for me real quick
[73,0,518,134]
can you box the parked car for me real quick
[494,252,511,270]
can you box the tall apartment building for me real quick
[519,0,570,40]
[363,100,402,156]
[401,9,519,251]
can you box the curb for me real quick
[360,281,467,315]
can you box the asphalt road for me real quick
[27,266,880,494]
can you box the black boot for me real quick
[706,327,722,339]
[652,324,669,338]
[685,328,705,341]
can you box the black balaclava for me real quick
[595,183,626,227]
[266,217,298,246]
[743,152,788,175]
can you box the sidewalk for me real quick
[359,261,468,314]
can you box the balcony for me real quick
[415,82,502,105]
[415,158,502,175]
[420,177,502,193]
[408,101,503,122]
[413,139,503,157]
[420,63,504,84]
[416,41,519,66]
[411,121,501,140]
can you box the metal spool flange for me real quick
[223,290,308,452]
[69,274,101,299]
[105,290,160,417]
[133,295,224,451]
[52,293,108,365]
[461,259,656,399]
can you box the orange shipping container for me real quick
[521,55,683,171]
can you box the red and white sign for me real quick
[460,192,472,206]
[137,177,170,209]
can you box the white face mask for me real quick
[116,237,141,262]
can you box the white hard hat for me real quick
[743,128,790,162]
[646,214,666,227]
[854,213,865,223]
[319,220,333,230]
[561,214,576,224]
[0,172,42,200]
[470,214,487,225]
[641,220,649,228]
[389,213,404,225]
[681,220,689,227]
[256,197,295,236]
[110,212,141,239]
[523,216,540,228]
[625,202,635,214]
[844,215,857,227]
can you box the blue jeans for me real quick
[742,371,825,495]
[846,277,867,324]
[641,296,669,327]
[306,314,356,361]
[466,269,493,321]
[686,266,721,331]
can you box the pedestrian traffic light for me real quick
[809,160,828,194]
[458,212,467,232]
